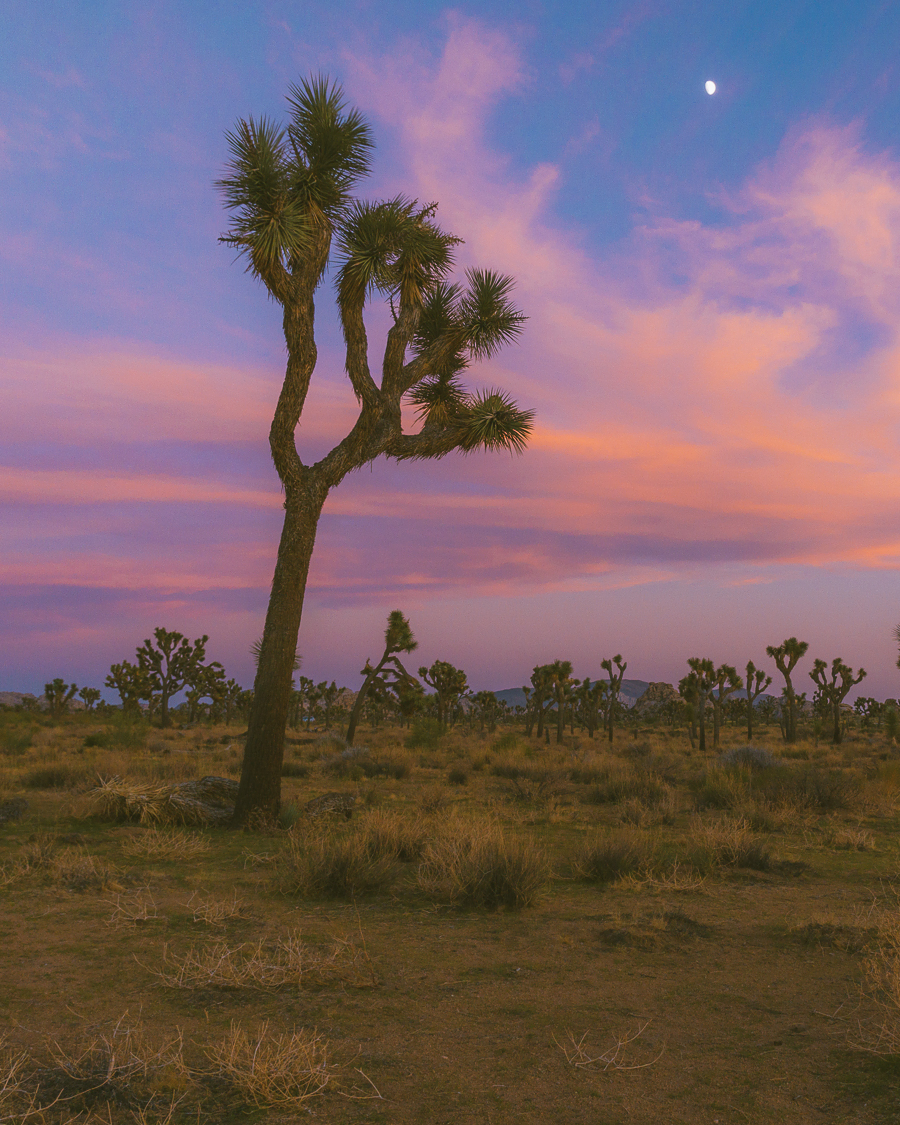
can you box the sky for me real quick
[2,0,900,701]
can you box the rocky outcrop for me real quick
[632,682,680,714]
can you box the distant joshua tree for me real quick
[136,627,218,728]
[44,678,77,719]
[744,661,773,742]
[679,658,715,752]
[600,655,627,744]
[78,686,101,712]
[346,611,418,745]
[419,660,469,732]
[809,658,866,744]
[766,637,809,743]
[708,663,742,749]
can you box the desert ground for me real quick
[1,707,900,1124]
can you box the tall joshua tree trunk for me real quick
[233,490,326,823]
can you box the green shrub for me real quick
[1,727,35,755]
[405,718,443,750]
[691,767,752,811]
[490,732,519,753]
[83,732,110,749]
[447,767,468,786]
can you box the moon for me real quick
[705,80,716,95]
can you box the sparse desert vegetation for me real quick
[2,697,900,1123]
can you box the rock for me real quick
[633,682,680,714]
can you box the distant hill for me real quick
[494,680,651,710]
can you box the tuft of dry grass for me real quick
[204,1022,332,1109]
[416,816,548,909]
[121,827,210,861]
[106,890,158,929]
[572,827,657,884]
[278,830,396,899]
[682,814,772,873]
[149,930,376,992]
[855,895,900,1055]
[359,808,429,862]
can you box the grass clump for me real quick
[573,828,657,884]
[683,815,772,872]
[206,1022,332,1109]
[753,765,860,811]
[22,763,91,790]
[279,831,395,899]
[417,817,548,909]
[359,808,428,861]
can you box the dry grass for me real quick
[855,895,900,1055]
[358,807,429,861]
[106,890,158,929]
[554,1020,664,1072]
[416,816,548,909]
[120,826,211,861]
[186,890,245,927]
[2,836,121,893]
[148,930,376,991]
[204,1021,332,1109]
[278,830,396,899]
[572,827,658,883]
[682,814,773,872]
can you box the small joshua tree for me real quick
[44,678,78,719]
[419,660,469,732]
[78,686,101,712]
[766,637,808,743]
[546,659,575,744]
[744,661,772,742]
[600,655,627,744]
[709,663,742,749]
[680,658,715,753]
[346,611,418,744]
[105,661,152,717]
[136,627,216,727]
[809,658,866,745]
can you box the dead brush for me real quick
[186,890,245,927]
[0,1035,50,1122]
[149,930,376,991]
[46,1014,185,1109]
[89,777,172,824]
[121,827,210,861]
[824,825,876,851]
[855,892,900,1055]
[106,890,158,929]
[416,816,548,909]
[204,1022,332,1110]
[682,814,772,873]
[553,1020,664,1072]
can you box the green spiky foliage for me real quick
[78,686,101,713]
[346,611,419,745]
[766,637,809,743]
[744,661,773,742]
[809,657,866,745]
[545,659,575,745]
[219,77,533,823]
[105,661,152,717]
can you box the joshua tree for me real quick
[576,677,607,738]
[317,681,342,731]
[766,637,808,743]
[744,661,772,741]
[346,611,418,744]
[78,686,101,712]
[219,77,533,823]
[600,655,627,744]
[470,690,502,733]
[44,679,78,719]
[419,660,469,732]
[708,663,742,749]
[136,627,215,727]
[545,659,575,744]
[185,662,227,723]
[679,658,715,753]
[105,661,152,717]
[809,658,866,745]
[523,665,555,738]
